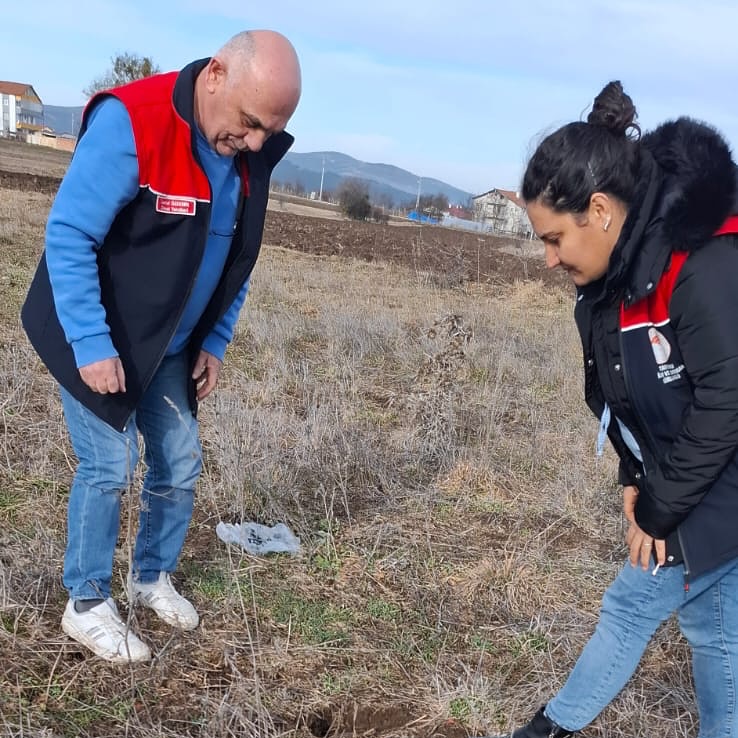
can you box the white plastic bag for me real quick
[215,521,301,556]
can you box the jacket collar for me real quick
[172,57,208,129]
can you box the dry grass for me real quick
[0,180,695,738]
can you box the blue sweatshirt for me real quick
[45,96,249,368]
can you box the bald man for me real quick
[22,31,301,662]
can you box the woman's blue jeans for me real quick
[546,555,738,738]
[60,352,202,601]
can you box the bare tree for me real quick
[337,178,372,221]
[84,52,160,98]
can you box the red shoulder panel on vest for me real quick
[715,215,738,236]
[110,73,210,201]
[621,251,689,330]
[620,215,738,330]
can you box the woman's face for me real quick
[526,195,624,286]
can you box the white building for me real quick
[472,188,533,238]
[0,81,43,137]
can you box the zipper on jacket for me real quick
[617,330,660,458]
[678,528,691,592]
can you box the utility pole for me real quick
[415,177,422,211]
[318,156,325,201]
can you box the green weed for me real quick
[269,590,354,645]
[365,598,401,623]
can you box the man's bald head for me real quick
[196,30,301,156]
[218,31,301,116]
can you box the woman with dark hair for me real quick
[489,82,738,737]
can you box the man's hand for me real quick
[192,350,222,401]
[79,357,126,394]
[623,485,666,570]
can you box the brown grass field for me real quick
[0,138,695,738]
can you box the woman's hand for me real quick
[623,485,666,570]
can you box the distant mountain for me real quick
[43,105,84,136]
[38,109,474,207]
[273,151,473,207]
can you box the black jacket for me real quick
[22,59,292,431]
[574,118,738,580]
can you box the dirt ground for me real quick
[262,209,564,288]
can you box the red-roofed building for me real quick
[0,81,43,137]
[447,204,473,220]
[472,188,533,238]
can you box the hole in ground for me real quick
[307,703,468,737]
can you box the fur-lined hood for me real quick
[643,117,736,250]
[582,117,737,305]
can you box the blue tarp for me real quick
[406,209,440,224]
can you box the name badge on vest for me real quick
[156,195,197,216]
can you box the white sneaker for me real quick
[61,598,151,663]
[132,572,199,630]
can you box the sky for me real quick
[3,0,738,196]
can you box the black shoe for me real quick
[485,706,575,738]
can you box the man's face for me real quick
[199,57,295,157]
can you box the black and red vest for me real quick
[22,59,293,430]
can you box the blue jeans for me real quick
[546,556,738,738]
[60,352,202,600]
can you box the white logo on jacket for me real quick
[648,327,671,364]
[648,326,685,384]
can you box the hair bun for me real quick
[587,80,640,138]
